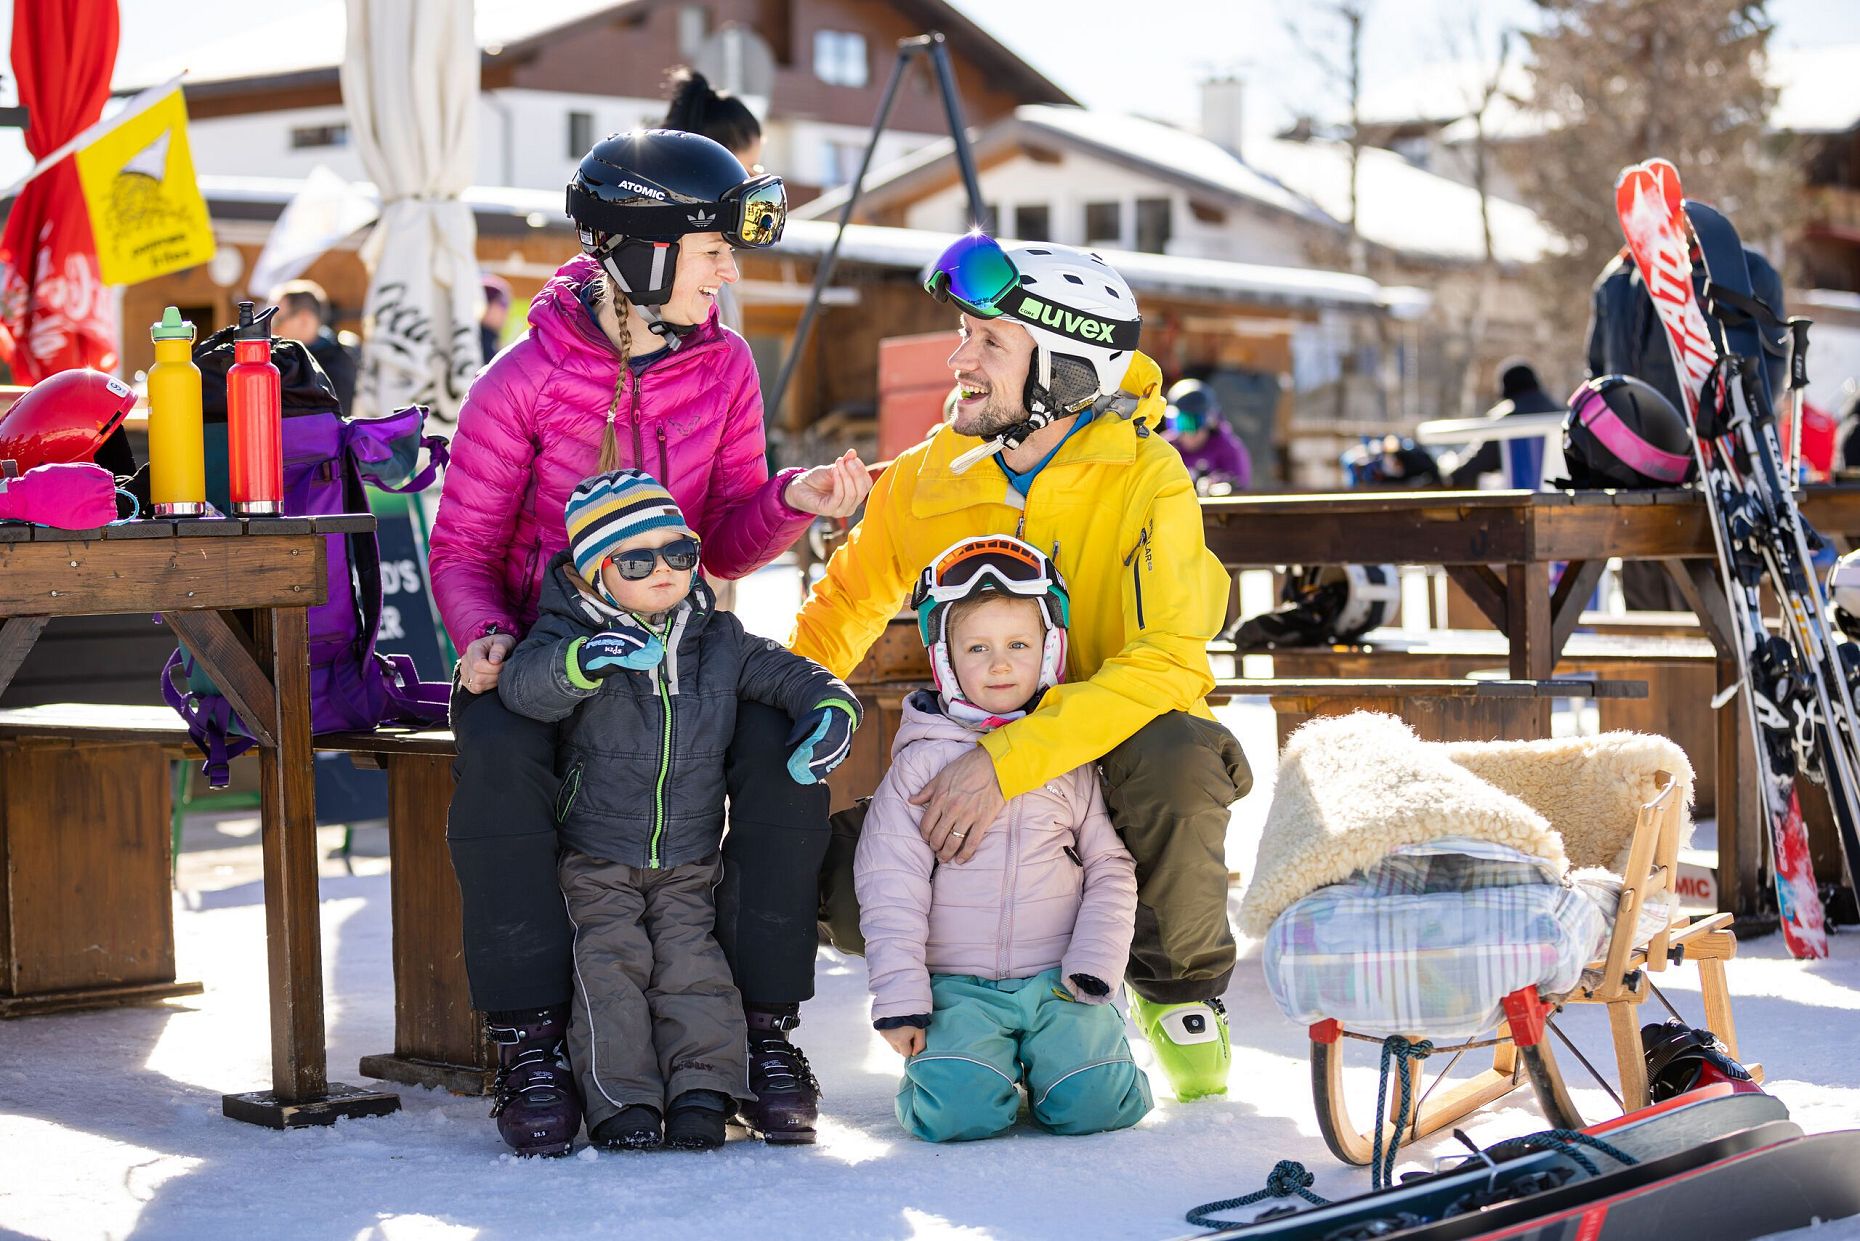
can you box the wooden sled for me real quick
[1308,771,1760,1167]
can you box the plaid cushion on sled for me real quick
[1261,838,1607,1040]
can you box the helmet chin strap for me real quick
[595,239,698,353]
[949,348,1070,475]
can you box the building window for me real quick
[289,123,348,150]
[677,5,708,57]
[814,30,868,88]
[822,139,865,186]
[1084,201,1122,247]
[1014,204,1051,241]
[568,111,595,159]
[1135,198,1172,253]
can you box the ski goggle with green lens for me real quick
[566,174,788,248]
[606,537,701,580]
[925,232,1141,351]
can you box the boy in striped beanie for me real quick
[497,468,861,1154]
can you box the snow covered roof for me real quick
[1244,135,1557,265]
[797,104,1555,267]
[116,0,637,91]
[771,219,1401,313]
[194,174,1400,313]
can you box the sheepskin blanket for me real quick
[1240,712,1698,938]
[1240,713,1565,937]
[1438,733,1693,873]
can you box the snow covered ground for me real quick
[4,562,1860,1241]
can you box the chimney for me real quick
[1200,77,1245,155]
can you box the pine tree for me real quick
[1515,0,1785,363]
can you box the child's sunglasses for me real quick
[607,537,701,580]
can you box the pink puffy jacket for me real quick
[429,253,810,648]
[854,691,1138,1021]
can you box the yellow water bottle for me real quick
[148,306,206,517]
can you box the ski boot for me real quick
[1641,1020,1761,1103]
[1129,995,1231,1101]
[486,1006,582,1157]
[739,1005,820,1144]
[665,1090,732,1151]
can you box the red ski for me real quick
[1614,158,1828,959]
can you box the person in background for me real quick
[480,274,513,365]
[1160,377,1250,492]
[661,67,763,337]
[1587,244,1786,609]
[269,278,358,415]
[1444,360,1562,488]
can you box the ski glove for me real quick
[567,629,664,686]
[785,698,861,785]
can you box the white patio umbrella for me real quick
[341,0,480,428]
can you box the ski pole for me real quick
[1786,317,1811,489]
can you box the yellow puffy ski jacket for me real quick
[788,350,1230,799]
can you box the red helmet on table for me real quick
[0,369,137,474]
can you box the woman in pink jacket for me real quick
[854,537,1152,1142]
[429,131,869,1156]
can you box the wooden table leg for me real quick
[219,605,399,1128]
[1507,563,1555,680]
[1666,561,1764,921]
[0,615,48,698]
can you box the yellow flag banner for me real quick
[72,89,215,286]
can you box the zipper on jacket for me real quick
[629,372,645,468]
[555,763,583,824]
[648,620,673,867]
[521,537,543,590]
[997,802,1021,979]
[657,425,670,484]
[1124,529,1151,630]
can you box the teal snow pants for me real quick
[896,969,1153,1143]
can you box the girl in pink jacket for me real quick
[855,537,1153,1142]
[428,130,870,1156]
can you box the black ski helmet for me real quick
[566,129,787,308]
[1563,375,1696,489]
[1233,563,1401,650]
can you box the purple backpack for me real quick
[162,405,451,787]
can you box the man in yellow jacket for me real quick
[789,234,1251,1100]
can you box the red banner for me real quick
[0,0,120,383]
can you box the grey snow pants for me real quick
[559,849,751,1130]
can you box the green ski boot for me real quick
[1130,995,1230,1101]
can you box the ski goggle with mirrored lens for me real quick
[911,537,1070,634]
[1168,406,1208,434]
[925,232,1142,351]
[924,232,1022,319]
[566,174,788,249]
[607,537,702,580]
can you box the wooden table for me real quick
[1201,486,1860,920]
[0,517,400,1128]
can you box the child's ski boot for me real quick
[665,1090,732,1151]
[591,1105,662,1151]
[1130,995,1231,1101]
[739,1005,820,1144]
[487,1006,582,1157]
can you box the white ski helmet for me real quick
[925,232,1142,428]
[1292,564,1402,641]
[1829,549,1860,641]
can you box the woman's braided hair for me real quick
[596,274,634,472]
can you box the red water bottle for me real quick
[227,300,283,516]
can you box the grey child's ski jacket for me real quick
[499,553,856,869]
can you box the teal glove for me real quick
[785,699,859,784]
[567,629,664,685]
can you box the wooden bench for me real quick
[0,704,204,1016]
[1263,629,1720,815]
[1214,676,1649,747]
